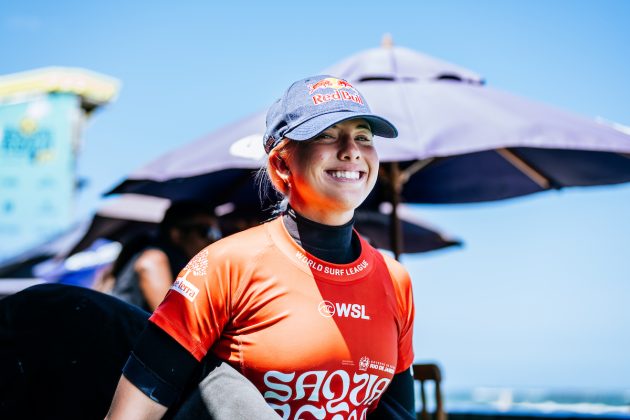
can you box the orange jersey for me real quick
[150,217,414,419]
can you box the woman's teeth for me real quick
[329,171,360,180]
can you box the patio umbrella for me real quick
[105,40,484,203]
[69,194,461,256]
[107,41,630,257]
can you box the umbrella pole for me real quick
[380,158,434,259]
[388,162,403,260]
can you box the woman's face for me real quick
[284,118,378,225]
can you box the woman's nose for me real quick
[338,137,360,160]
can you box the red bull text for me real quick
[311,89,363,106]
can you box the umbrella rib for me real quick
[399,158,435,185]
[496,148,551,189]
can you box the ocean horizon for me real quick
[430,386,630,417]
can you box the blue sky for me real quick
[2,1,629,390]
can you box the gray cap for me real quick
[263,75,398,153]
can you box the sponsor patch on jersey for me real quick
[317,301,371,320]
[359,356,396,374]
[171,272,199,302]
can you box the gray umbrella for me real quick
[108,41,630,257]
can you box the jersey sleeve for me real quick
[149,243,238,362]
[383,256,415,373]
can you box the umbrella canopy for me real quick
[107,41,630,257]
[108,87,630,204]
[70,195,461,256]
[106,43,484,202]
[359,80,630,203]
[322,41,483,84]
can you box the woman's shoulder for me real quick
[376,251,412,287]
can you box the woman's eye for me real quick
[356,135,372,143]
[316,133,335,141]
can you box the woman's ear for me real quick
[268,149,291,194]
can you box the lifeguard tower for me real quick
[0,67,119,264]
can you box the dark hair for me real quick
[107,201,214,280]
[256,138,296,216]
[159,200,215,237]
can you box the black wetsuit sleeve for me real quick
[122,322,201,407]
[368,369,416,419]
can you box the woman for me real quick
[107,75,416,419]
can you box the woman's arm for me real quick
[105,323,200,418]
[105,323,280,419]
[105,376,168,420]
[135,249,174,311]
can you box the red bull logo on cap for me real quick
[308,77,356,94]
[307,77,363,106]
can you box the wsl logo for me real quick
[318,301,335,318]
[317,301,370,320]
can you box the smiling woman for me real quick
[106,75,416,419]
[266,118,378,225]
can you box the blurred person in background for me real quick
[96,201,221,311]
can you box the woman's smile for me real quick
[325,170,364,181]
[285,118,379,224]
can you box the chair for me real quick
[413,363,446,420]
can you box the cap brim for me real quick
[284,111,398,141]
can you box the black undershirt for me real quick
[283,205,361,264]
[125,208,414,417]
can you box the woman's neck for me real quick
[286,201,355,226]
[282,206,360,264]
